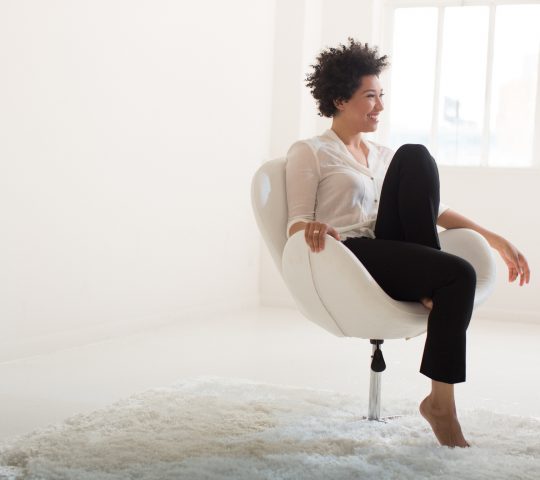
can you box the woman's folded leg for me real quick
[342,237,476,383]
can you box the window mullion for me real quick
[481,3,496,167]
[430,6,445,160]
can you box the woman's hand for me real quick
[493,236,531,286]
[305,221,341,252]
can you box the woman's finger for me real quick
[516,256,524,284]
[330,227,341,241]
[509,265,517,282]
[306,222,320,251]
[305,223,312,249]
[307,223,314,250]
[312,223,321,251]
[318,225,327,251]
[518,261,527,286]
[511,249,522,282]
[519,253,531,285]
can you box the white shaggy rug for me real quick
[1,376,539,480]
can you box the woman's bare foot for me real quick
[420,297,433,310]
[419,395,470,448]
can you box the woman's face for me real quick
[334,75,385,131]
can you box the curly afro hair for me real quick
[305,37,390,118]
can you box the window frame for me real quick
[378,0,540,168]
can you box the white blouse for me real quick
[285,128,450,241]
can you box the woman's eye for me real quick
[368,94,384,98]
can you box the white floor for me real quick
[1,305,539,443]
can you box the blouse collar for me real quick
[322,128,375,175]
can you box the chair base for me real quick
[364,341,411,423]
[359,415,404,423]
[368,340,384,420]
[367,339,393,421]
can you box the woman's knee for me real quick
[394,144,437,170]
[396,143,429,155]
[450,256,477,290]
[395,143,431,158]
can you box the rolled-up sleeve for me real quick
[285,141,320,238]
[438,202,450,217]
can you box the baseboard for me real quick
[8,298,533,365]
[260,295,540,326]
[473,306,540,325]
[0,296,260,365]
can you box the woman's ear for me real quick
[334,99,344,111]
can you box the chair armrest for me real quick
[281,231,346,336]
[282,231,428,339]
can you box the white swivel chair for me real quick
[251,157,497,421]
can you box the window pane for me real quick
[489,4,540,167]
[388,7,437,150]
[437,6,489,166]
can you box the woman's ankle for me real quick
[423,394,456,415]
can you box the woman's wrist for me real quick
[288,221,308,237]
[482,229,504,250]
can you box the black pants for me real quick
[342,144,476,384]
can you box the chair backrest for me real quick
[251,157,350,337]
[250,157,288,276]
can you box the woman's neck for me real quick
[330,122,365,149]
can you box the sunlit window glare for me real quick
[389,7,437,149]
[490,4,540,167]
[388,3,540,167]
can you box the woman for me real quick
[285,38,531,448]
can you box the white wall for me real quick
[0,0,276,361]
[263,0,540,322]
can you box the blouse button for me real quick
[370,177,374,180]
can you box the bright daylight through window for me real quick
[386,2,540,167]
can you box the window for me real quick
[381,0,540,167]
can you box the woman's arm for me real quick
[437,208,531,286]
[437,208,501,248]
[285,141,320,239]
